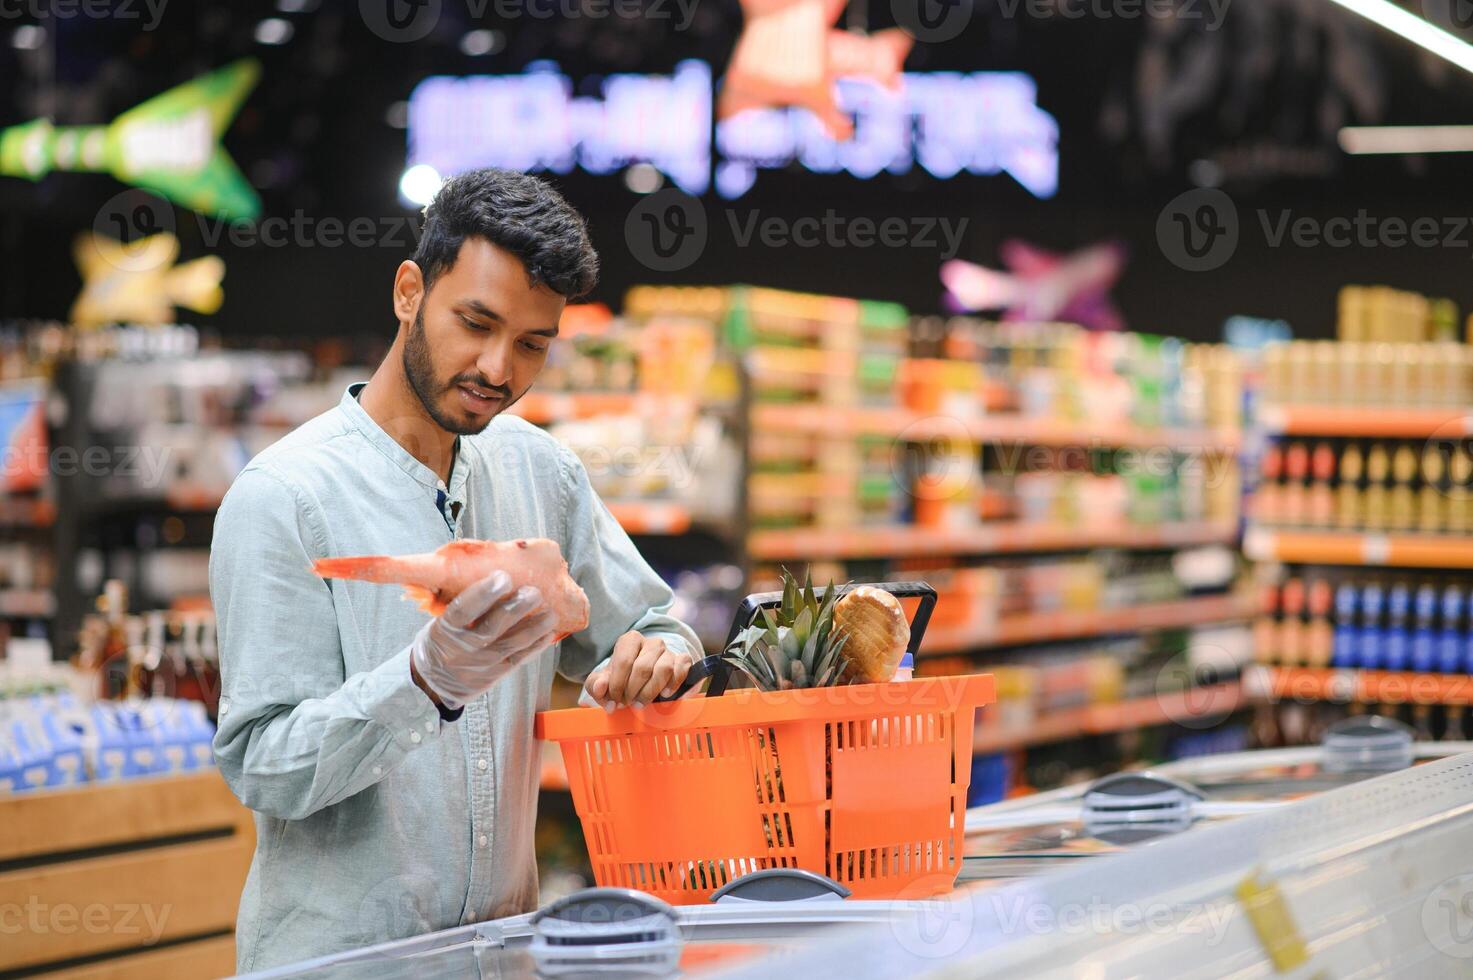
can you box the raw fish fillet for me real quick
[312,539,590,639]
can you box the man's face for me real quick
[403,237,566,435]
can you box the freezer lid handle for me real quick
[1321,715,1415,773]
[710,868,852,904]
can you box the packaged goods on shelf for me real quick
[1253,438,1473,533]
[939,319,1243,432]
[1335,285,1459,343]
[1255,570,1473,675]
[1260,340,1473,409]
[0,691,215,795]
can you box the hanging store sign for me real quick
[405,60,1058,201]
[0,60,262,222]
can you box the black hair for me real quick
[412,168,599,299]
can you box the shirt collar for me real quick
[339,383,470,496]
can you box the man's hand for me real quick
[409,571,557,710]
[584,631,693,711]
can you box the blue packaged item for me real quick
[39,709,86,789]
[1359,584,1385,670]
[1439,586,1465,674]
[146,699,216,773]
[1332,583,1359,669]
[83,703,144,781]
[0,737,24,795]
[7,716,52,793]
[1410,585,1438,674]
[968,752,1011,807]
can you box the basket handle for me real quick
[655,581,937,702]
[723,580,937,653]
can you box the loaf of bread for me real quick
[834,585,910,683]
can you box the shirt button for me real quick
[424,720,435,733]
[409,731,422,744]
[477,758,488,771]
[477,834,488,848]
[372,766,383,776]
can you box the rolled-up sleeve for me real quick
[553,447,704,682]
[210,466,445,822]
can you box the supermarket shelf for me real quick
[923,592,1257,655]
[1243,526,1473,569]
[751,403,1241,451]
[1260,405,1473,439]
[511,391,708,423]
[0,589,54,617]
[750,520,1238,562]
[0,497,54,527]
[1248,665,1473,706]
[79,487,685,539]
[973,681,1244,754]
[603,501,692,535]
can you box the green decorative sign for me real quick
[1,59,261,222]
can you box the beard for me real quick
[403,304,513,436]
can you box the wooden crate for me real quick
[0,771,255,978]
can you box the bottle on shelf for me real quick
[1412,703,1436,741]
[1254,581,1280,665]
[1305,579,1333,668]
[1256,444,1283,526]
[1281,442,1309,527]
[1337,443,1364,531]
[1278,578,1306,668]
[1450,446,1473,534]
[1363,444,1391,531]
[1438,585,1466,675]
[1420,445,1447,534]
[1382,583,1411,672]
[1410,583,1438,674]
[1445,704,1467,742]
[1389,445,1418,532]
[1359,582,1385,670]
[1332,582,1359,669]
[1250,702,1282,748]
[1308,442,1335,527]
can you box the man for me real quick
[210,169,702,973]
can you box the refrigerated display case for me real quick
[960,715,1466,882]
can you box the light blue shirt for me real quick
[209,383,701,973]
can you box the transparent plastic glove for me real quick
[409,570,558,709]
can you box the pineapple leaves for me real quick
[721,567,859,692]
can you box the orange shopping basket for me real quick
[534,582,995,905]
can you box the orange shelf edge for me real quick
[751,521,1238,562]
[1261,406,1473,439]
[1254,666,1473,706]
[972,682,1244,754]
[924,593,1257,655]
[1245,527,1473,569]
[750,404,1239,451]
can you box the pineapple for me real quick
[723,568,852,690]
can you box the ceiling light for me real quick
[254,18,295,45]
[11,26,45,50]
[1339,125,1473,154]
[1321,0,1473,74]
[400,164,443,206]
